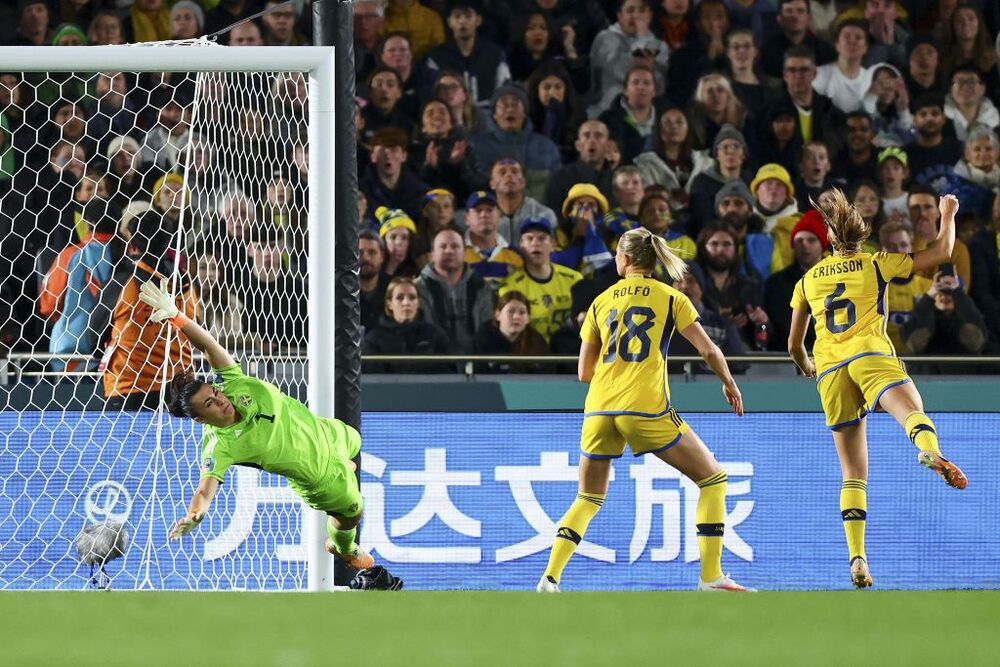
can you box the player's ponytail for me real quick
[618,228,688,282]
[812,188,869,256]
[167,371,206,419]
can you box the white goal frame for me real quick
[0,45,338,591]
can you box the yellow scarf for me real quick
[130,4,171,43]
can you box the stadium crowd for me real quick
[2,0,1000,397]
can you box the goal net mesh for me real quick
[0,44,313,590]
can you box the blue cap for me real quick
[465,190,498,209]
[519,217,553,235]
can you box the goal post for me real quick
[0,44,339,591]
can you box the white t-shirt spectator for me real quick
[813,63,872,113]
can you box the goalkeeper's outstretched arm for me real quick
[139,279,236,370]
[170,476,219,540]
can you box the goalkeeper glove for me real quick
[139,278,179,323]
[169,512,205,540]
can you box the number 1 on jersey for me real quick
[603,306,656,363]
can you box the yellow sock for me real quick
[840,479,867,562]
[543,492,604,584]
[695,470,727,583]
[904,412,940,454]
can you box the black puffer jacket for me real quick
[362,317,452,373]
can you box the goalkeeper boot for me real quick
[325,540,375,570]
[851,556,873,589]
[536,575,560,593]
[697,574,756,592]
[917,451,968,489]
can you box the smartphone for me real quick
[939,263,954,276]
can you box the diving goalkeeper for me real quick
[139,279,373,570]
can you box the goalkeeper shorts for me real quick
[290,423,364,518]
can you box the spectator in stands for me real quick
[417,226,494,352]
[633,106,710,225]
[688,124,752,237]
[508,13,561,84]
[473,290,550,372]
[379,32,432,120]
[863,63,913,141]
[878,219,931,352]
[105,135,150,208]
[500,218,582,343]
[902,270,988,363]
[433,70,489,133]
[243,223,307,352]
[87,11,124,46]
[376,206,421,278]
[906,94,961,181]
[907,184,972,289]
[489,157,557,247]
[353,0,384,84]
[795,140,836,210]
[19,141,86,257]
[463,189,523,282]
[858,0,909,69]
[425,0,511,108]
[876,146,910,224]
[696,219,768,347]
[207,0,263,37]
[524,0,608,60]
[813,19,872,113]
[363,276,452,372]
[760,0,836,78]
[36,100,92,169]
[526,59,586,160]
[602,165,645,242]
[468,83,561,200]
[361,127,428,221]
[669,259,747,373]
[12,0,50,46]
[598,65,659,165]
[543,119,614,214]
[191,248,247,349]
[140,88,192,172]
[169,1,203,40]
[227,20,264,46]
[968,196,1000,351]
[940,5,1000,100]
[414,188,456,262]
[554,183,613,274]
[709,180,769,283]
[848,179,884,248]
[261,0,308,46]
[953,125,1000,192]
[637,189,696,261]
[99,207,197,410]
[750,163,800,269]
[903,33,944,100]
[652,0,693,53]
[769,45,844,151]
[360,229,390,334]
[362,66,415,140]
[87,72,140,147]
[588,0,670,116]
[944,66,1000,142]
[722,27,775,120]
[410,99,483,201]
[665,0,729,105]
[764,209,826,351]
[51,23,87,47]
[382,0,446,60]
[688,72,748,151]
[834,110,878,183]
[130,0,171,43]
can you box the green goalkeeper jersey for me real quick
[199,365,349,487]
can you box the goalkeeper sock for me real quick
[695,470,727,583]
[840,479,867,562]
[327,518,357,555]
[543,492,604,584]
[904,412,940,454]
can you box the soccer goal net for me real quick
[0,43,337,590]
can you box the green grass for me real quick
[4,591,999,666]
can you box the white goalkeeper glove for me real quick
[139,278,179,323]
[169,512,205,540]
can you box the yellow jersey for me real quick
[885,273,931,352]
[500,264,582,342]
[790,251,913,376]
[581,276,700,416]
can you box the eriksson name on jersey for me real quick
[812,259,863,279]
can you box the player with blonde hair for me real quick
[788,189,967,589]
[537,227,753,593]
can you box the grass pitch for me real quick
[4,590,998,666]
